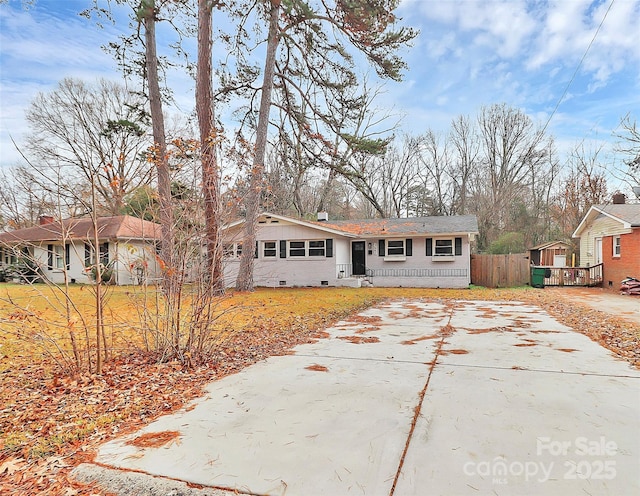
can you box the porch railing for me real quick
[367,268,468,278]
[544,264,603,287]
[336,264,469,279]
[336,263,353,278]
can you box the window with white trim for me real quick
[85,242,109,266]
[387,240,405,256]
[48,244,65,270]
[263,241,277,258]
[613,236,621,257]
[289,241,306,257]
[308,240,326,257]
[434,239,453,256]
[223,242,242,259]
[287,240,326,257]
[426,237,463,257]
[54,245,65,269]
[2,248,17,265]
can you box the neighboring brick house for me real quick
[572,201,640,289]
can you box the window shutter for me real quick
[326,239,333,258]
[47,244,54,270]
[406,239,413,256]
[378,239,385,257]
[65,243,70,269]
[455,237,462,256]
[255,241,259,258]
[426,238,433,256]
[85,243,91,266]
[279,240,287,258]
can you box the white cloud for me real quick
[0,4,126,166]
[415,0,537,58]
[527,0,640,86]
[2,0,638,171]
[425,32,458,60]
[0,2,198,167]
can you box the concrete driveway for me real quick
[74,300,640,495]
[546,287,640,326]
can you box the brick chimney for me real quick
[39,215,54,225]
[612,193,626,205]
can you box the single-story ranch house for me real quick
[0,215,162,285]
[222,212,479,288]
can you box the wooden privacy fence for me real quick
[471,253,530,288]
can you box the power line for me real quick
[541,0,616,136]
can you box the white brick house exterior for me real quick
[223,213,479,288]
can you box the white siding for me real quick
[35,243,89,284]
[223,223,472,288]
[578,214,631,266]
[223,220,345,287]
[8,240,160,285]
[362,236,471,288]
[113,241,161,285]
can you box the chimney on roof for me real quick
[612,193,626,205]
[39,215,54,225]
[317,212,328,222]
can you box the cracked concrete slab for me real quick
[73,300,640,496]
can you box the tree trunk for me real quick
[196,0,224,293]
[141,0,174,294]
[317,167,337,213]
[235,0,281,291]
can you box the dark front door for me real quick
[352,241,366,276]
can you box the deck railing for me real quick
[543,264,603,287]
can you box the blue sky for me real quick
[1,0,639,182]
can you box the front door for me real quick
[352,241,366,276]
[595,238,603,264]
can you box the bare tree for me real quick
[317,83,400,218]
[525,139,559,246]
[614,114,640,191]
[415,131,452,216]
[0,167,57,230]
[473,103,552,250]
[448,114,480,215]
[126,1,188,343]
[551,142,609,240]
[23,78,153,215]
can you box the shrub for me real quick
[488,232,525,254]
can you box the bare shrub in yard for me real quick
[0,217,114,374]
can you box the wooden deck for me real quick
[542,264,603,287]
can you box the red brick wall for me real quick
[602,229,640,290]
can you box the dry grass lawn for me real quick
[0,284,638,495]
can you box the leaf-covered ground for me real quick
[0,286,638,495]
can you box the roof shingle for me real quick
[313,215,479,237]
[0,216,161,245]
[596,204,640,227]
